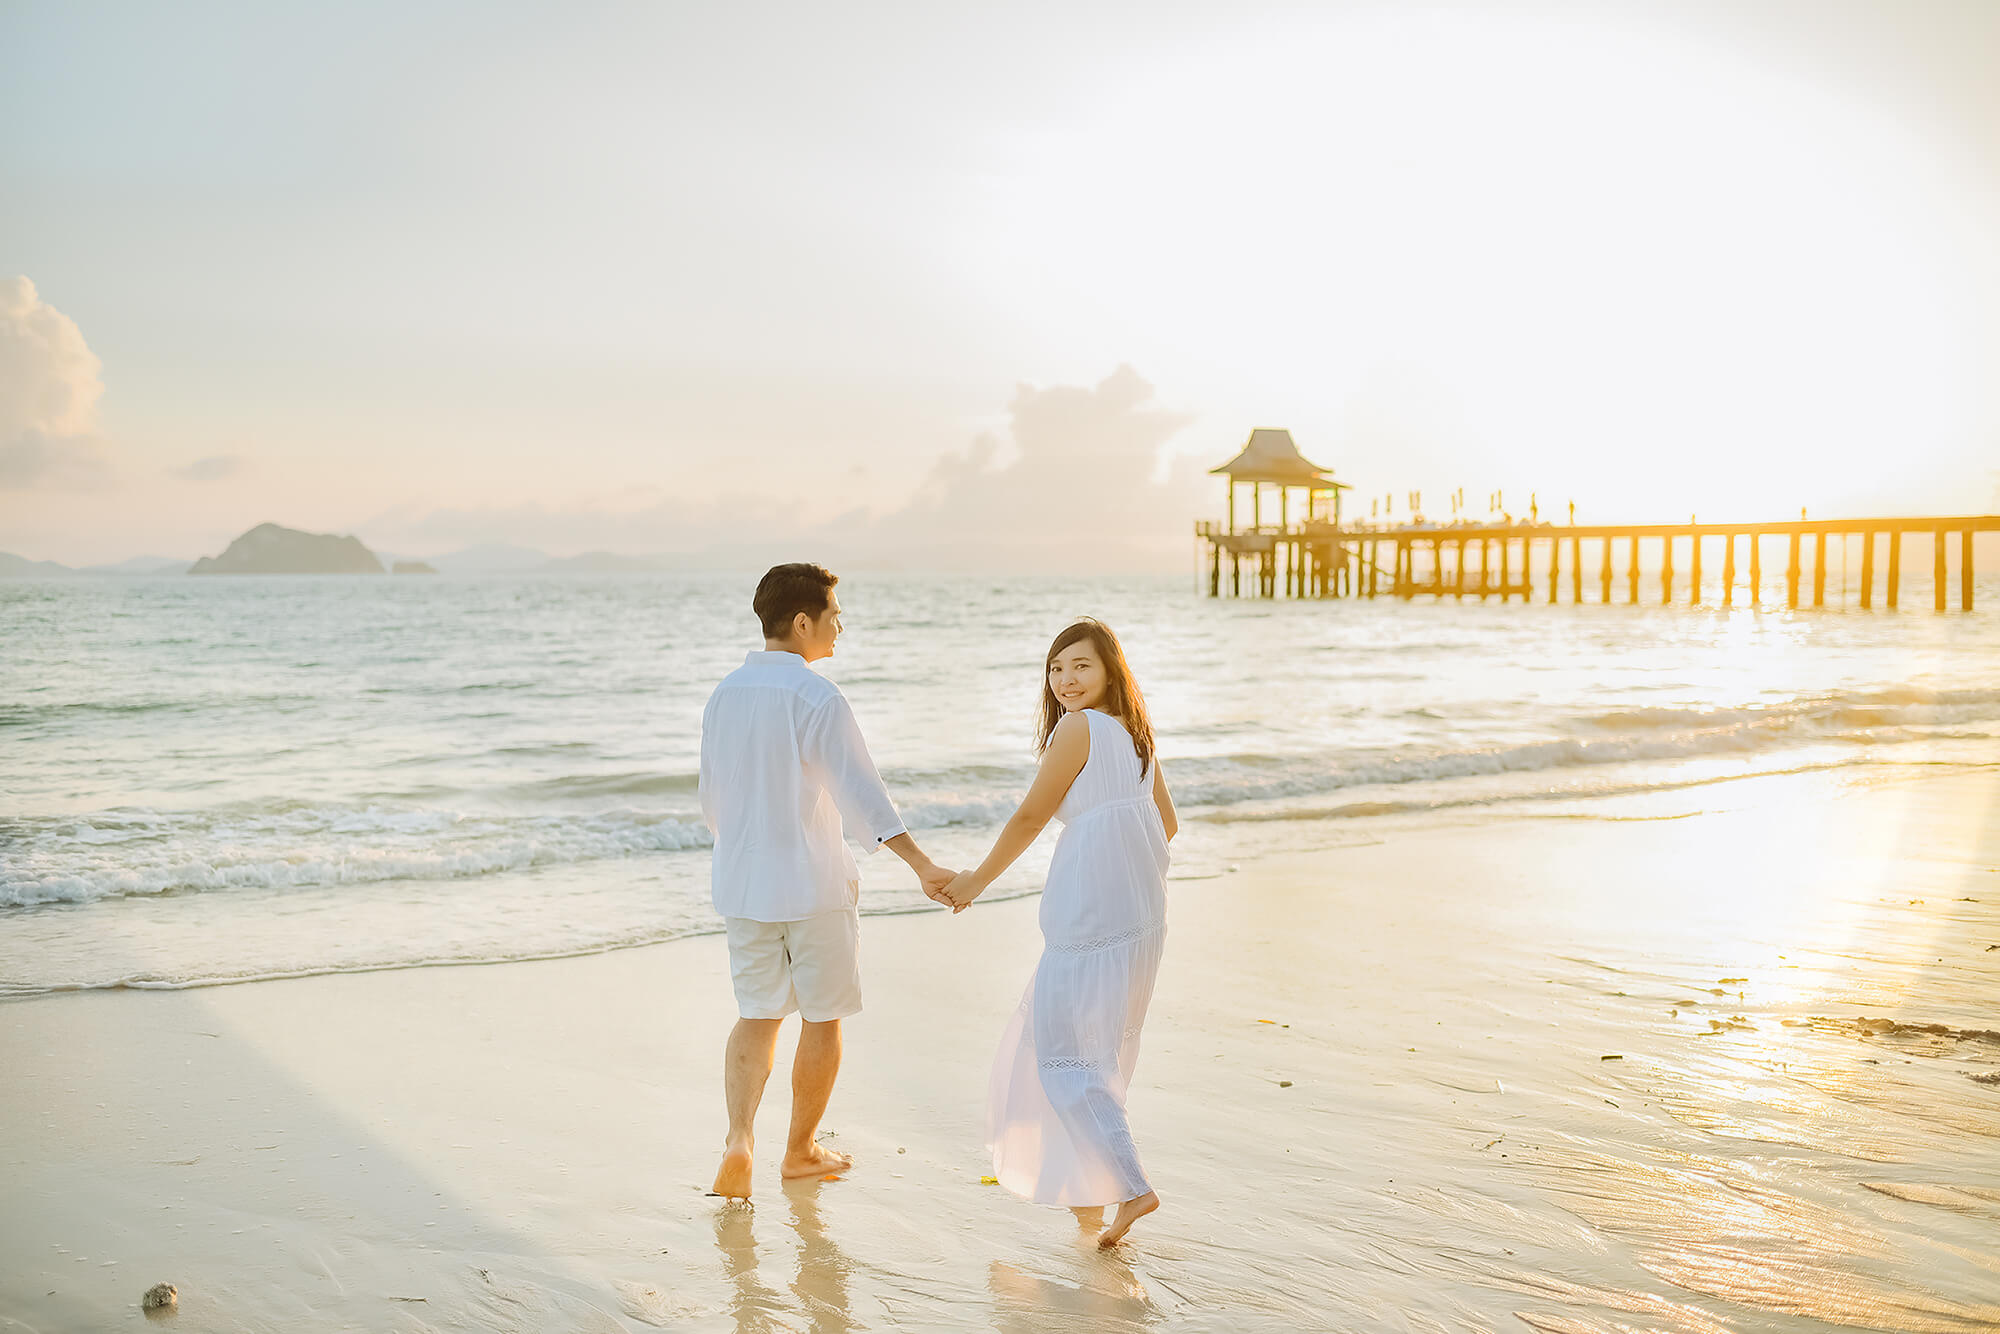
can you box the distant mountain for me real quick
[189,523,385,575]
[0,552,80,578]
[391,560,439,575]
[539,550,680,573]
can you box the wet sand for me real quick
[3,764,1997,1332]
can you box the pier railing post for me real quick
[1660,534,1674,605]
[1570,536,1581,603]
[1499,538,1511,602]
[1887,531,1901,609]
[1750,534,1762,606]
[1786,532,1801,609]
[1859,532,1874,609]
[1722,534,1735,606]
[1812,532,1826,607]
[1627,535,1639,603]
[1548,535,1559,604]
[1600,537,1612,603]
[1690,531,1702,605]
[1455,539,1466,599]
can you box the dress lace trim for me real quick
[1042,918,1164,954]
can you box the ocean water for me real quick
[3,571,1998,996]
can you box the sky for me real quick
[4,0,1999,569]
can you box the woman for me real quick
[942,618,1178,1248]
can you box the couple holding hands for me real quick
[698,563,1176,1248]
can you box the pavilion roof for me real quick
[1209,428,1347,487]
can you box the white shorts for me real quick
[724,910,862,1022]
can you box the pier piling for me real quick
[1965,529,1976,612]
[1935,528,1948,613]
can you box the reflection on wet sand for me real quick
[989,1257,1157,1334]
[1503,1014,2000,1333]
[786,1180,858,1334]
[714,1202,789,1334]
[711,1181,859,1334]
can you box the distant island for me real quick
[190,523,385,575]
[392,560,438,575]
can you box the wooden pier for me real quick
[1197,516,1996,611]
[1195,431,1996,611]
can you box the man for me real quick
[698,562,954,1198]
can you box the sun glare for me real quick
[972,12,1986,522]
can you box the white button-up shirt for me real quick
[699,650,907,922]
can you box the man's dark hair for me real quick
[754,563,838,639]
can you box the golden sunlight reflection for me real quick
[1519,1146,2000,1331]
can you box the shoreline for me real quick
[3,764,1997,1331]
[9,750,1995,1002]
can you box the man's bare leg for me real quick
[714,1017,783,1198]
[1097,1191,1159,1248]
[780,1018,852,1178]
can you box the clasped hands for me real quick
[917,862,986,914]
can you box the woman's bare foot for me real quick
[1096,1191,1159,1248]
[1070,1205,1105,1228]
[712,1140,754,1199]
[780,1141,853,1179]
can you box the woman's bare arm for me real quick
[942,713,1090,909]
[1151,757,1177,842]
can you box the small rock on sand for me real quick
[142,1282,177,1311]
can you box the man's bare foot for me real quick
[1070,1205,1105,1228]
[712,1141,754,1199]
[780,1141,853,1179]
[1096,1191,1159,1248]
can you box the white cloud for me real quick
[867,365,1201,566]
[0,277,110,490]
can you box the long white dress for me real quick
[987,708,1170,1207]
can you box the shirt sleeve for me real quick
[802,690,907,854]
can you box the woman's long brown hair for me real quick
[1036,618,1155,775]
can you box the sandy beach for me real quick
[4,763,1996,1333]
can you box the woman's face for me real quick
[1047,642,1108,714]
